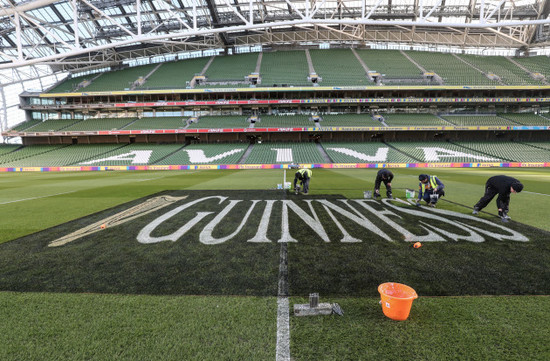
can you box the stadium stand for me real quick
[47,73,97,93]
[355,49,425,85]
[81,64,159,91]
[383,114,453,126]
[497,113,550,125]
[438,115,517,126]
[0,144,21,156]
[405,51,495,85]
[259,51,310,87]
[76,143,184,166]
[458,54,541,85]
[387,141,504,162]
[322,142,418,163]
[198,53,259,86]
[186,116,250,129]
[452,141,550,162]
[10,119,44,131]
[309,49,369,86]
[122,117,188,130]
[137,58,211,89]
[244,142,326,164]
[511,56,550,81]
[63,118,137,131]
[318,114,384,127]
[520,141,550,151]
[157,143,248,165]
[0,145,66,165]
[22,119,82,132]
[0,144,123,167]
[252,115,313,128]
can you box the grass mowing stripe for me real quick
[0,190,77,205]
[523,191,550,197]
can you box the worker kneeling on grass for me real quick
[294,168,312,195]
[416,174,445,207]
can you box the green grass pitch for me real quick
[0,168,549,360]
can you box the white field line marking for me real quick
[0,190,77,205]
[523,191,550,197]
[276,241,290,361]
[276,297,290,361]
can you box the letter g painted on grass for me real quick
[137,196,225,244]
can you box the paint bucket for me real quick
[363,191,372,199]
[284,182,291,190]
[405,189,416,199]
[277,184,283,190]
[378,282,418,321]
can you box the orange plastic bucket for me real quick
[378,282,418,321]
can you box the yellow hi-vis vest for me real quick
[421,175,438,193]
[298,169,312,178]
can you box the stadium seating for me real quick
[0,144,66,165]
[0,144,21,156]
[76,143,183,166]
[252,115,313,128]
[82,64,159,91]
[244,142,326,164]
[122,117,188,130]
[186,116,250,129]
[137,58,210,89]
[319,114,383,127]
[22,119,82,132]
[405,51,495,85]
[47,74,96,93]
[458,54,541,85]
[63,118,137,131]
[157,143,248,165]
[387,141,504,162]
[511,56,550,81]
[199,53,258,83]
[321,142,417,163]
[497,113,550,125]
[355,49,425,85]
[439,115,516,126]
[383,114,453,126]
[0,144,123,167]
[309,49,369,86]
[259,51,310,86]
[10,119,43,131]
[521,141,550,151]
[453,141,550,162]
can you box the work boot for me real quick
[498,210,511,222]
[428,202,436,208]
[472,206,479,215]
[386,191,393,199]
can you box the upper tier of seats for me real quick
[46,50,550,92]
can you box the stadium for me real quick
[1,0,550,360]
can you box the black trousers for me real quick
[294,176,310,193]
[475,185,509,212]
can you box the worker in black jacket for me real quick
[374,169,393,199]
[472,175,523,222]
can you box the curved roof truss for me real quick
[0,0,550,72]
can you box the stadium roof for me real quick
[0,0,550,73]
